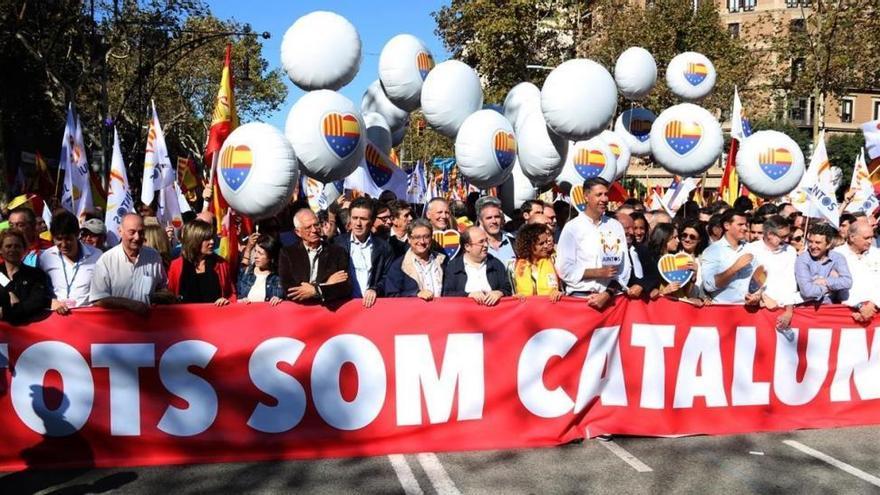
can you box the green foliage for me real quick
[0,0,286,202]
[433,0,758,114]
[399,112,455,166]
[826,132,865,195]
[750,116,812,157]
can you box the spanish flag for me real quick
[205,44,238,232]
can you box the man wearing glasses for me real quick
[278,208,352,305]
[745,215,802,330]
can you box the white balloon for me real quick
[280,11,361,91]
[736,130,805,198]
[516,112,568,186]
[503,82,542,131]
[362,80,409,132]
[378,34,434,112]
[363,112,392,156]
[541,59,618,141]
[391,120,408,147]
[217,123,299,219]
[498,158,538,218]
[455,110,517,189]
[555,137,618,189]
[421,60,483,138]
[600,130,631,181]
[285,90,365,183]
[650,103,723,176]
[614,108,655,156]
[666,52,717,101]
[614,47,657,100]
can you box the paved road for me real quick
[2,426,879,494]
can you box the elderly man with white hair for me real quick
[833,219,880,322]
[278,208,352,305]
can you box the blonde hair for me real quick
[180,219,214,263]
[143,224,171,266]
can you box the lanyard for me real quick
[59,247,84,299]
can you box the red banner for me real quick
[0,298,878,470]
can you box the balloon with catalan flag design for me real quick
[286,89,365,183]
[379,34,435,112]
[455,109,516,189]
[658,253,695,286]
[555,137,617,189]
[364,143,393,187]
[735,130,805,198]
[666,52,716,101]
[600,130,631,180]
[217,123,299,219]
[614,107,655,156]
[433,229,461,258]
[650,103,722,177]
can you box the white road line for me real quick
[783,440,880,488]
[388,455,425,495]
[416,453,463,495]
[598,440,654,473]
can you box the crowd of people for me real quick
[1,176,879,331]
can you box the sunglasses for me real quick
[791,235,803,242]
[680,233,700,241]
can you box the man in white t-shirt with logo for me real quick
[556,177,630,309]
[744,215,801,330]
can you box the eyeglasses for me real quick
[411,234,432,241]
[791,236,803,242]
[376,215,392,222]
[681,233,700,241]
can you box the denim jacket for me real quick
[237,265,285,301]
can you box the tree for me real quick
[826,132,864,197]
[0,0,287,205]
[765,0,880,140]
[398,112,454,168]
[433,0,758,115]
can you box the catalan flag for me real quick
[494,131,516,169]
[659,254,693,284]
[417,51,434,80]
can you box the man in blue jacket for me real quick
[334,197,394,308]
[442,226,511,305]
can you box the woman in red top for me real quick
[167,220,235,305]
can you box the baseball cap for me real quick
[80,218,106,235]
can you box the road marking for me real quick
[416,453,462,495]
[598,440,654,472]
[388,455,424,495]
[783,440,880,488]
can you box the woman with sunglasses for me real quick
[676,220,709,302]
[789,228,805,254]
[645,223,704,306]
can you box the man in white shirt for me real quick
[744,215,801,329]
[39,211,103,314]
[555,178,630,309]
[89,213,172,315]
[834,220,880,322]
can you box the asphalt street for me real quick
[1,425,879,494]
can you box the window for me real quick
[791,58,805,83]
[728,23,740,38]
[873,100,880,121]
[786,0,806,7]
[728,0,755,12]
[839,98,854,123]
[789,97,810,124]
[790,18,805,32]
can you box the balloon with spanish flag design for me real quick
[735,130,805,198]
[650,103,722,176]
[454,109,517,189]
[555,137,617,190]
[286,90,365,183]
[379,34,434,112]
[217,123,299,219]
[666,52,717,101]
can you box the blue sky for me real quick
[208,0,452,129]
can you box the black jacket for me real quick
[441,254,512,297]
[333,234,395,296]
[628,243,661,295]
[278,241,352,304]
[0,264,50,323]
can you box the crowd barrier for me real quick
[0,298,878,470]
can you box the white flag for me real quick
[845,149,879,215]
[730,86,753,142]
[793,131,839,227]
[860,120,880,161]
[60,105,93,218]
[59,104,76,213]
[105,128,134,247]
[661,176,697,214]
[406,160,428,204]
[141,101,174,205]
[344,141,408,199]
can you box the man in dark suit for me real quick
[279,208,352,305]
[616,211,658,298]
[442,226,511,305]
[334,197,394,308]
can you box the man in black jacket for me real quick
[279,208,352,305]
[442,226,511,305]
[334,197,394,308]
[616,211,659,298]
